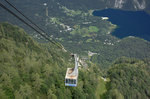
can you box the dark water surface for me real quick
[93,9,150,41]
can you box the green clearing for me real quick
[89,26,99,32]
[50,17,61,24]
[86,39,92,42]
[95,77,110,99]
[70,26,99,37]
[61,6,82,16]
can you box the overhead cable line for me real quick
[0,2,54,43]
[0,2,62,48]
[4,0,48,36]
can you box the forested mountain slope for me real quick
[106,57,150,99]
[91,37,150,68]
[0,22,100,99]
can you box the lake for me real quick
[93,8,150,41]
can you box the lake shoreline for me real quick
[93,8,150,42]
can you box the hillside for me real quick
[0,22,100,99]
[91,37,150,68]
[106,57,150,99]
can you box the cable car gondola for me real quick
[65,54,79,87]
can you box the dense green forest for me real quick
[107,57,150,99]
[0,23,101,99]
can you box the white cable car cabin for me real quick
[65,54,79,87]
